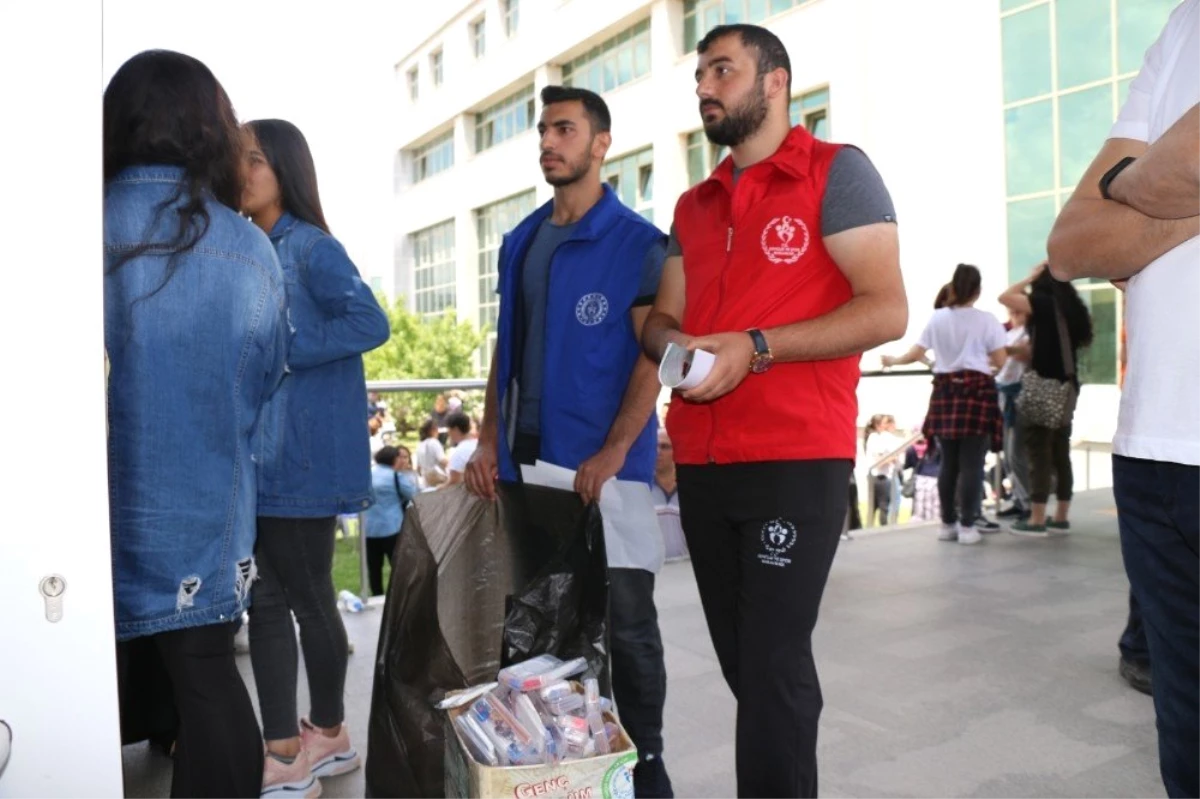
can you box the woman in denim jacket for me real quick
[105,51,288,797]
[241,118,390,797]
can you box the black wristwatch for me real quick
[1098,156,1137,200]
[747,328,773,374]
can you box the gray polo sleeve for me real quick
[822,147,897,236]
[666,223,682,258]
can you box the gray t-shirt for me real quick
[666,146,895,256]
[508,219,666,435]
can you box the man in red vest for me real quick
[643,23,907,798]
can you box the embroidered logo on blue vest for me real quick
[575,293,609,326]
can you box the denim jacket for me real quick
[364,465,417,537]
[257,213,390,517]
[105,166,288,641]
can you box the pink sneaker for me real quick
[300,718,361,778]
[261,747,321,799]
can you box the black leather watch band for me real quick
[1099,156,1137,200]
[747,328,769,356]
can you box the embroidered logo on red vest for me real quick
[760,216,809,264]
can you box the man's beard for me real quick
[702,79,768,147]
[543,148,592,187]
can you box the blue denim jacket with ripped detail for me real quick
[105,166,288,641]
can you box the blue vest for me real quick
[495,185,664,485]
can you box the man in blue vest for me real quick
[465,85,673,797]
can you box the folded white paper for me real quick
[658,342,715,390]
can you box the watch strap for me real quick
[747,328,769,356]
[1099,156,1136,200]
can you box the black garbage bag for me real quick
[365,482,610,798]
[499,483,610,696]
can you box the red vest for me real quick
[667,126,860,465]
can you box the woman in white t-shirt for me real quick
[882,264,1007,544]
[863,414,903,525]
[415,418,448,488]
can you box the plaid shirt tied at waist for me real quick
[921,370,1003,452]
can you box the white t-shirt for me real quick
[995,325,1029,386]
[416,437,446,478]
[916,307,1007,375]
[447,438,479,474]
[1108,0,1200,466]
[865,431,902,478]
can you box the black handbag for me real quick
[1016,299,1078,429]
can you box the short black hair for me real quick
[697,24,792,95]
[540,85,612,134]
[374,445,400,466]
[419,418,438,440]
[446,412,471,435]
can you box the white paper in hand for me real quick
[658,342,715,390]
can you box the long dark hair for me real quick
[945,264,982,307]
[104,50,243,284]
[1030,270,1094,348]
[244,119,330,234]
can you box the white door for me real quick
[0,4,123,797]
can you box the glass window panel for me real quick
[1058,84,1115,188]
[1118,0,1178,75]
[684,13,699,52]
[703,5,722,33]
[634,38,650,75]
[723,0,742,24]
[807,110,828,138]
[803,88,829,109]
[1117,76,1134,105]
[1004,99,1054,196]
[687,137,706,185]
[1006,196,1056,283]
[640,164,653,201]
[748,0,769,22]
[617,47,634,84]
[603,59,617,92]
[770,0,794,12]
[1077,287,1118,385]
[1000,0,1033,9]
[1056,0,1112,90]
[1002,6,1052,102]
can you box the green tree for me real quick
[363,294,485,434]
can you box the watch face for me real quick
[751,354,772,374]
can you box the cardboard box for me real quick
[443,702,637,799]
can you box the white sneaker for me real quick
[958,525,983,545]
[938,524,959,541]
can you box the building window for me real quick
[685,130,728,186]
[410,220,456,318]
[472,16,486,59]
[406,66,418,101]
[602,147,654,222]
[503,0,519,38]
[788,87,830,138]
[684,0,814,52]
[999,0,1176,385]
[475,84,535,153]
[561,20,651,94]
[430,49,444,87]
[410,130,454,184]
[475,190,537,369]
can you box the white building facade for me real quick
[390,0,1178,448]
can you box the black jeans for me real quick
[609,568,667,757]
[871,474,892,525]
[1119,590,1150,666]
[1023,424,1073,503]
[366,533,399,597]
[677,459,850,798]
[250,516,349,741]
[118,624,263,797]
[1113,456,1198,798]
[938,436,989,527]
